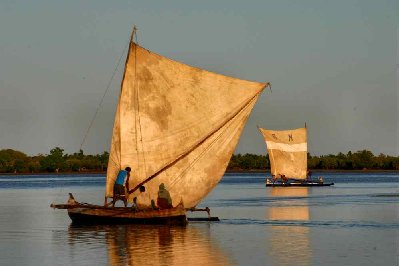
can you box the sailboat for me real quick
[258,126,334,187]
[51,27,269,224]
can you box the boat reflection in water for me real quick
[68,224,233,265]
[267,187,311,266]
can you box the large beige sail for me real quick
[259,127,307,179]
[106,42,267,208]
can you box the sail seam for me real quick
[266,142,307,152]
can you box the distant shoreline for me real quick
[1,169,398,176]
[226,169,399,173]
[2,149,398,174]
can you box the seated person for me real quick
[157,183,173,209]
[135,185,153,209]
[131,197,138,211]
[280,174,288,183]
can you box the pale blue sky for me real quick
[0,0,397,156]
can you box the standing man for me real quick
[112,166,131,207]
[306,170,312,181]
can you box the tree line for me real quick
[0,148,108,173]
[228,150,399,171]
[0,147,398,173]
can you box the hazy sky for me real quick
[0,0,397,156]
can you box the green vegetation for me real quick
[0,148,398,173]
[229,151,399,171]
[0,148,108,173]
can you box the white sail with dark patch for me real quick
[106,42,268,208]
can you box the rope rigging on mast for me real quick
[79,27,135,152]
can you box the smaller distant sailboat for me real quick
[258,126,334,187]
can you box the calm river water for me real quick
[0,172,398,266]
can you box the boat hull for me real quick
[67,205,187,225]
[266,182,334,187]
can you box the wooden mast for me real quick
[104,25,137,207]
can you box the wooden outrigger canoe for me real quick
[51,194,187,225]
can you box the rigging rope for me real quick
[56,31,133,204]
[79,32,133,151]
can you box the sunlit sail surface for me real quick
[259,127,307,179]
[106,42,267,207]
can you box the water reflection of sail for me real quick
[267,188,311,266]
[269,188,310,221]
[68,225,232,265]
[108,226,234,265]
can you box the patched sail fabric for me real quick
[259,127,307,179]
[106,42,267,208]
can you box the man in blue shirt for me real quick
[112,166,131,207]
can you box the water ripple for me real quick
[221,218,399,229]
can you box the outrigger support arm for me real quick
[51,193,78,209]
[187,207,211,219]
[186,207,220,221]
